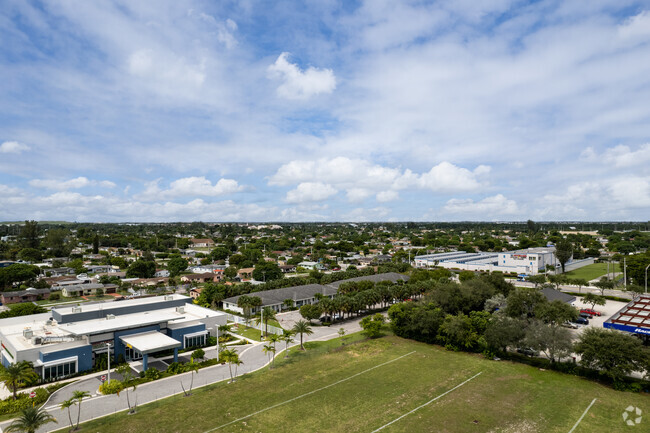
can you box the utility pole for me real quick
[260,308,264,339]
[623,257,627,288]
[645,264,650,294]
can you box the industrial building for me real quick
[0,294,226,379]
[414,247,560,275]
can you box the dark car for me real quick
[579,312,593,319]
[319,315,332,322]
[574,317,589,325]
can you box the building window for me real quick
[184,334,205,348]
[43,360,76,381]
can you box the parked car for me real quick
[579,312,593,319]
[562,321,579,329]
[580,308,601,317]
[574,317,589,325]
[319,315,332,322]
[516,347,537,357]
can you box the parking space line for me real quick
[371,371,483,432]
[568,398,597,433]
[202,351,416,432]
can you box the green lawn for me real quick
[57,335,648,433]
[230,325,262,341]
[565,262,621,281]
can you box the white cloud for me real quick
[376,190,399,202]
[28,177,115,190]
[0,184,22,196]
[603,143,650,168]
[270,157,488,203]
[136,177,244,201]
[0,141,30,154]
[417,162,486,193]
[443,194,519,215]
[619,10,650,39]
[285,182,337,204]
[268,52,336,100]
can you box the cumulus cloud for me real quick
[270,157,488,203]
[29,177,116,190]
[285,182,337,203]
[137,177,244,201]
[268,53,336,99]
[0,141,30,154]
[443,194,519,215]
[619,10,650,39]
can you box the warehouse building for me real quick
[414,247,560,275]
[0,294,226,378]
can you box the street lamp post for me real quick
[260,308,264,339]
[106,343,111,384]
[645,264,650,294]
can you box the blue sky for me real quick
[1,0,650,222]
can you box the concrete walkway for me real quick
[0,315,365,433]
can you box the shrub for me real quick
[99,379,124,395]
[48,293,61,301]
[192,348,205,360]
[144,367,161,380]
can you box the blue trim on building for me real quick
[166,323,206,348]
[603,322,650,335]
[113,325,160,362]
[40,345,93,373]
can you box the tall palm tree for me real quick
[5,406,57,433]
[281,330,294,358]
[60,398,76,432]
[0,361,37,400]
[292,320,313,350]
[221,349,241,383]
[72,390,91,430]
[262,306,276,337]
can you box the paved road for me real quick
[0,314,364,433]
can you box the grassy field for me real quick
[565,262,621,281]
[58,335,648,433]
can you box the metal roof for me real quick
[605,294,650,335]
[120,331,181,354]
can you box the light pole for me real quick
[260,308,264,339]
[106,343,111,384]
[645,264,650,294]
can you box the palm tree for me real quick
[72,390,91,430]
[5,406,57,433]
[181,362,200,397]
[281,330,294,358]
[262,306,276,337]
[292,320,313,350]
[0,361,37,400]
[262,344,276,368]
[60,398,76,432]
[221,349,241,383]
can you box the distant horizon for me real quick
[1,220,649,225]
[1,1,649,221]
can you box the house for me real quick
[131,277,169,287]
[223,272,410,314]
[1,288,51,304]
[189,264,226,274]
[46,267,75,277]
[237,267,254,280]
[189,287,203,300]
[279,265,296,273]
[85,265,115,274]
[155,269,170,278]
[61,283,106,297]
[190,238,215,248]
[180,273,218,284]
[297,261,318,270]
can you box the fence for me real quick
[225,313,284,335]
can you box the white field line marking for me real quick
[203,351,417,433]
[371,371,483,433]
[567,398,597,433]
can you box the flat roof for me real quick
[120,331,181,354]
[52,294,189,316]
[605,294,650,333]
